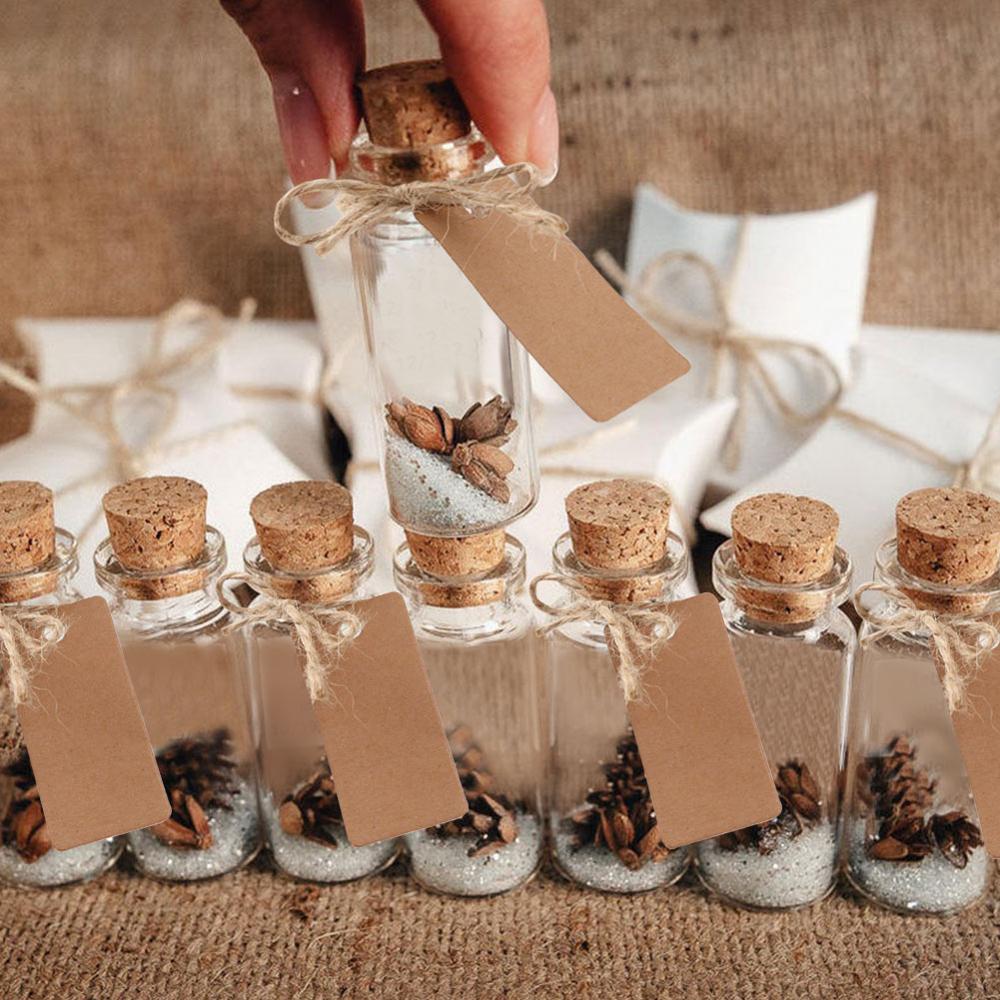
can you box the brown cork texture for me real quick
[731,494,839,585]
[0,481,54,573]
[405,529,506,579]
[566,479,672,570]
[261,571,357,606]
[102,476,207,571]
[358,60,471,148]
[896,487,1000,585]
[419,579,507,609]
[251,481,354,573]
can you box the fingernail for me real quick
[527,86,559,185]
[271,72,332,185]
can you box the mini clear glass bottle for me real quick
[844,537,994,915]
[0,527,122,888]
[240,523,402,883]
[536,531,692,894]
[695,535,855,910]
[348,61,538,539]
[95,496,261,882]
[393,534,543,896]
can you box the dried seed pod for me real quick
[456,396,515,445]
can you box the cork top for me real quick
[0,481,55,573]
[566,480,672,570]
[102,476,207,572]
[896,487,1000,585]
[404,528,506,580]
[250,482,354,573]
[731,493,839,584]
[357,60,472,148]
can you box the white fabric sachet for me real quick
[618,184,877,491]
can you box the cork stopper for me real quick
[358,60,471,149]
[0,481,55,573]
[566,480,672,570]
[731,494,838,585]
[405,529,506,579]
[896,488,1000,585]
[103,477,207,572]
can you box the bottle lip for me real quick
[713,537,853,615]
[243,525,374,596]
[94,525,226,596]
[0,527,78,603]
[348,124,494,187]
[550,530,689,590]
[393,534,526,593]
[873,537,1000,603]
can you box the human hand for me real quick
[220,0,558,183]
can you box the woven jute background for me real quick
[2,2,1000,995]
[3,859,999,999]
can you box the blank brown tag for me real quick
[417,206,690,422]
[16,597,170,851]
[618,593,780,848]
[305,592,466,846]
[949,645,1000,857]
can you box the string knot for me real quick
[530,573,677,704]
[855,581,999,714]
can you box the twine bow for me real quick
[218,573,362,705]
[530,573,677,704]
[274,162,567,256]
[0,605,67,756]
[0,299,257,541]
[855,582,1000,714]
[595,226,845,470]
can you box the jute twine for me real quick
[0,605,66,759]
[218,573,362,705]
[0,299,258,541]
[530,573,677,705]
[854,581,1000,714]
[596,228,1000,490]
[274,163,567,256]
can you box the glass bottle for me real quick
[393,531,544,896]
[94,477,260,881]
[695,494,855,910]
[0,484,122,888]
[844,488,997,915]
[535,482,692,893]
[347,60,538,538]
[238,482,401,883]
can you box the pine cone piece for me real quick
[432,725,521,858]
[148,729,238,851]
[862,735,982,869]
[1,751,52,863]
[569,733,669,871]
[717,758,822,855]
[278,767,345,849]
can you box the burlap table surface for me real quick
[2,857,998,999]
[3,2,1000,995]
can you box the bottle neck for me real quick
[393,535,528,641]
[348,124,494,185]
[713,538,853,632]
[0,528,79,607]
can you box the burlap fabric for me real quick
[3,2,1000,995]
[2,859,998,998]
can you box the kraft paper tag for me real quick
[16,597,170,851]
[949,644,1000,857]
[617,593,780,848]
[304,592,466,846]
[416,206,690,422]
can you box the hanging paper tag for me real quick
[302,592,466,846]
[16,597,170,851]
[615,593,780,848]
[948,644,1000,857]
[416,206,690,421]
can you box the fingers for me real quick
[220,0,365,180]
[416,0,558,177]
